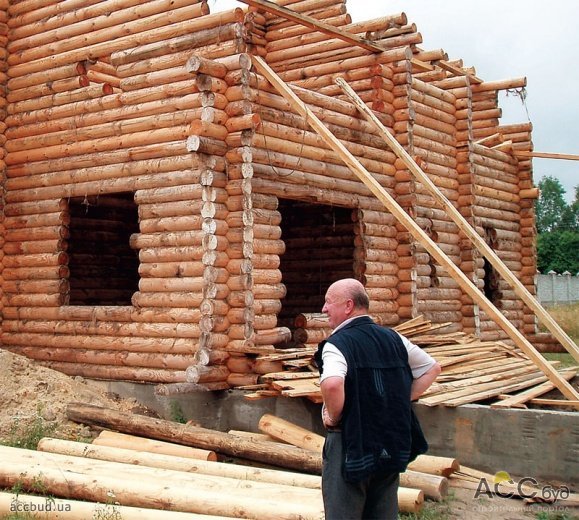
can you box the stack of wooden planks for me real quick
[242,315,577,409]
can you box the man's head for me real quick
[322,278,370,328]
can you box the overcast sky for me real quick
[210,0,578,202]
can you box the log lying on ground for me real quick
[0,445,323,520]
[92,430,217,461]
[400,470,448,501]
[258,413,324,452]
[0,490,223,520]
[38,437,322,489]
[257,413,448,501]
[405,454,460,477]
[66,403,322,473]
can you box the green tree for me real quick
[537,230,579,274]
[535,176,567,233]
[560,185,579,232]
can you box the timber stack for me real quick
[0,0,573,391]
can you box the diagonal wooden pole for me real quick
[334,76,579,365]
[237,0,384,53]
[250,55,579,405]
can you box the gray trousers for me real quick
[322,431,399,520]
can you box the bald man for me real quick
[314,279,441,519]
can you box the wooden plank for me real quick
[238,0,384,53]
[528,398,579,407]
[332,75,579,403]
[514,150,579,161]
[491,369,577,408]
[261,371,320,382]
[434,60,483,83]
[442,373,549,407]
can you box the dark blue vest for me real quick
[315,316,428,482]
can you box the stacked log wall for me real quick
[0,0,6,325]
[392,65,462,331]
[456,142,525,341]
[390,57,419,321]
[433,75,482,334]
[264,14,419,326]
[0,2,250,384]
[0,0,547,381]
[244,69,400,328]
[499,122,539,338]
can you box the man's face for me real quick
[322,287,350,329]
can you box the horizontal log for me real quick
[6,91,209,139]
[38,438,322,488]
[67,403,323,473]
[0,490,211,520]
[7,2,216,76]
[6,126,192,166]
[115,40,241,80]
[6,108,207,153]
[277,46,411,82]
[4,346,204,370]
[2,318,204,339]
[110,16,241,67]
[38,362,188,382]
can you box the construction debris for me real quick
[244,315,577,408]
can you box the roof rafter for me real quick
[238,0,385,53]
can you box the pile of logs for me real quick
[4,404,576,518]
[241,315,577,409]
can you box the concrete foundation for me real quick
[89,380,578,487]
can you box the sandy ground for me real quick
[0,348,142,443]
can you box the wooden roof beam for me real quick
[434,59,483,83]
[237,0,385,53]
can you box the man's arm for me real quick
[320,376,345,428]
[411,362,441,401]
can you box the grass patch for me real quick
[541,303,579,344]
[399,495,454,519]
[539,303,579,368]
[1,406,57,450]
[168,400,187,424]
[543,353,576,369]
[535,512,575,520]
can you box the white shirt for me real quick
[319,315,437,382]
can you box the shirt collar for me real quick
[332,314,370,334]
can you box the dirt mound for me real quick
[0,349,144,444]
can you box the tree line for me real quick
[534,176,579,274]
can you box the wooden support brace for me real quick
[514,150,579,161]
[237,0,385,53]
[249,55,579,406]
[333,75,579,401]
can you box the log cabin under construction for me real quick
[0,0,557,388]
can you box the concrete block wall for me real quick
[537,272,579,305]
